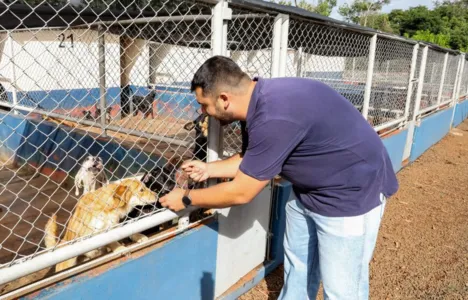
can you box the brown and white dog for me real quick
[45,178,158,272]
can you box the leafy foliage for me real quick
[339,0,468,51]
[338,0,390,27]
[410,30,451,48]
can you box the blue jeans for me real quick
[278,194,386,300]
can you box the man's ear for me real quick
[219,93,229,109]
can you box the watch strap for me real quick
[182,189,192,207]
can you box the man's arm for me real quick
[206,153,242,179]
[159,168,269,211]
[191,169,269,208]
[182,153,243,182]
[160,119,305,212]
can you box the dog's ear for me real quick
[141,172,151,183]
[184,121,195,131]
[113,184,129,207]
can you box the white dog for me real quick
[74,155,109,196]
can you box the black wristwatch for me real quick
[182,190,192,207]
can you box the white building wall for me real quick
[0,28,277,96]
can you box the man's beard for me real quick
[216,108,236,126]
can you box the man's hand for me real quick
[181,160,210,182]
[159,188,186,212]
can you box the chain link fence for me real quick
[221,5,276,158]
[459,56,468,99]
[286,18,371,116]
[419,49,447,113]
[0,0,218,292]
[368,37,414,128]
[440,54,459,103]
[407,45,423,121]
[0,0,466,295]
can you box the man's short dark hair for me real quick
[191,55,251,97]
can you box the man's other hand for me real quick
[181,160,210,182]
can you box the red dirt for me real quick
[240,120,468,300]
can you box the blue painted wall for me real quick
[452,99,468,127]
[4,83,371,122]
[26,221,219,300]
[5,85,199,121]
[381,129,408,173]
[0,113,28,162]
[410,107,454,162]
[0,111,165,182]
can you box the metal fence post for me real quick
[452,54,463,103]
[8,32,18,115]
[178,0,231,229]
[207,0,230,172]
[98,25,107,137]
[466,54,468,97]
[403,45,428,162]
[449,54,464,128]
[454,54,465,101]
[270,14,282,78]
[436,52,449,104]
[403,43,419,120]
[362,34,377,120]
[278,14,289,77]
[296,47,303,77]
[412,46,428,120]
[465,54,468,97]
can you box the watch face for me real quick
[182,195,191,206]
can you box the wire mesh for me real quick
[419,49,446,113]
[408,46,424,120]
[368,37,414,128]
[0,0,216,281]
[460,58,468,98]
[221,6,276,159]
[0,0,466,293]
[286,18,371,119]
[440,54,459,103]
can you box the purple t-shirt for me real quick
[239,77,399,217]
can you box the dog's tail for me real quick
[44,214,59,249]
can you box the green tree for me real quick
[388,6,443,37]
[387,1,468,51]
[410,30,451,48]
[338,0,391,27]
[271,0,337,17]
[365,13,394,33]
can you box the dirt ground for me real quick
[240,120,468,300]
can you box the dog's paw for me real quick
[112,244,128,252]
[107,241,128,253]
[130,233,148,243]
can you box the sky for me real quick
[329,0,435,20]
